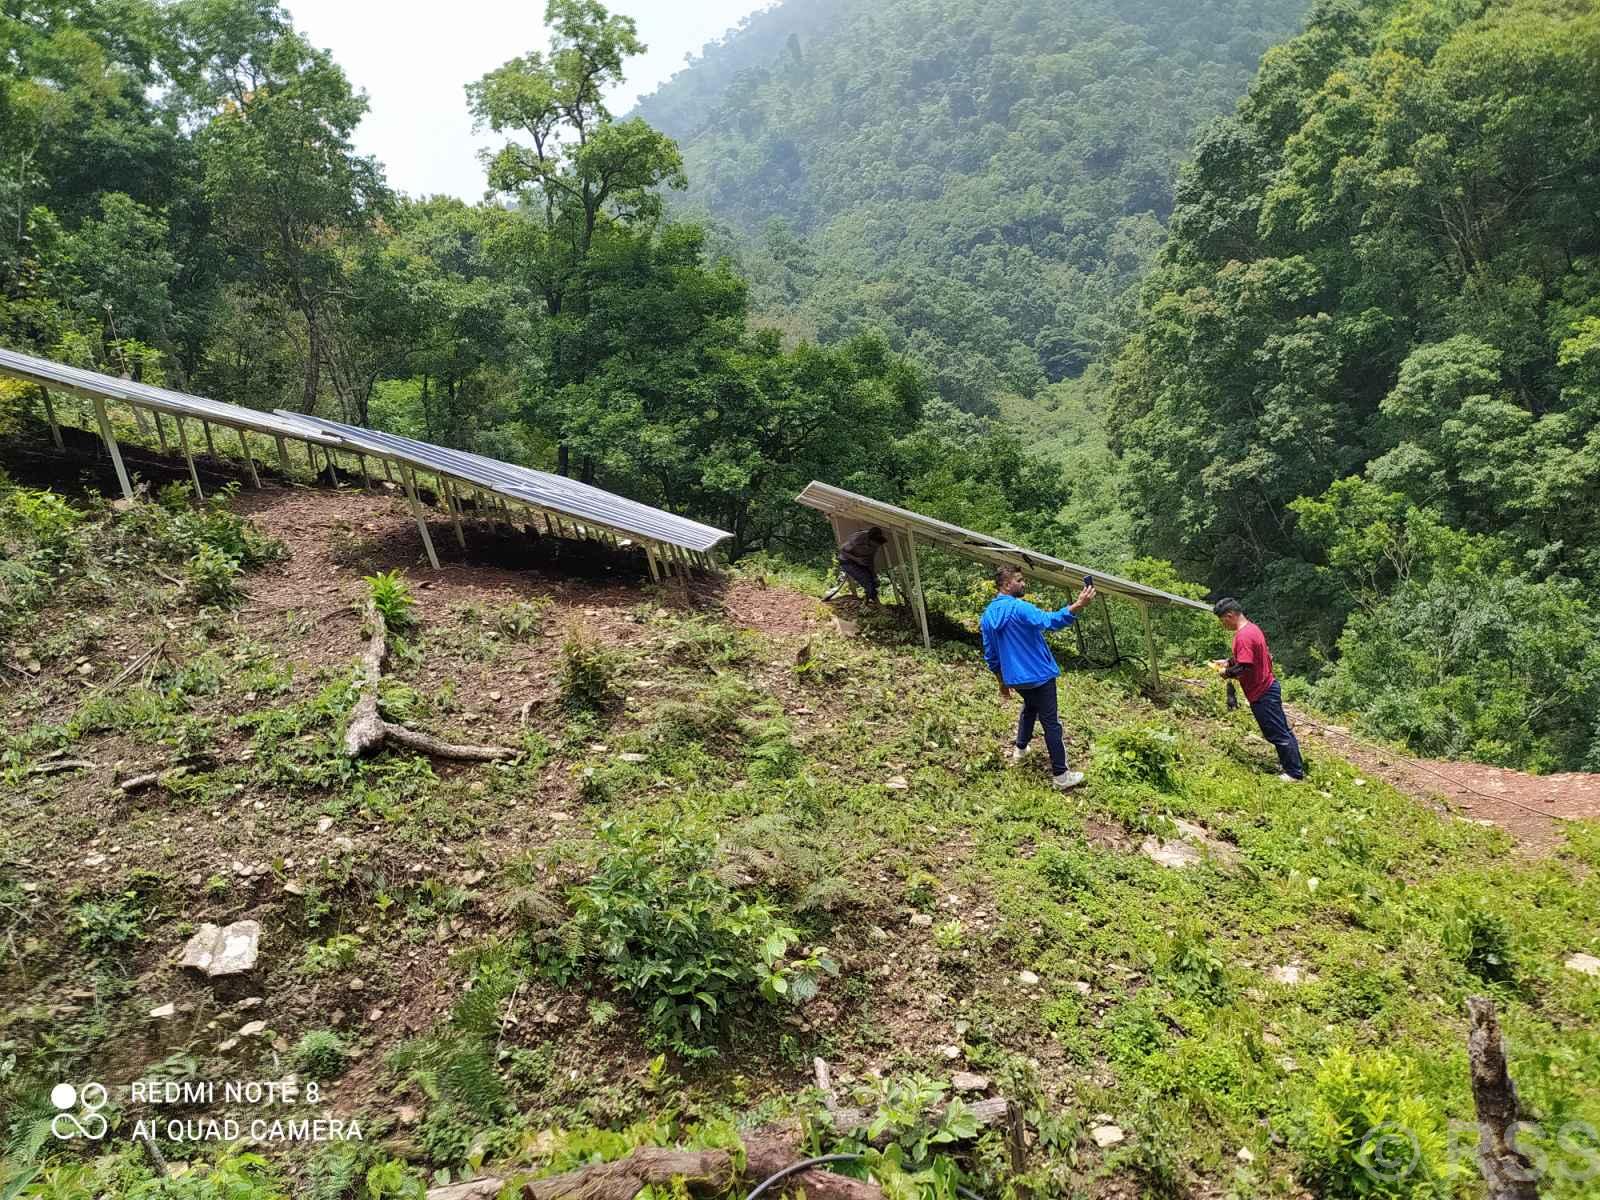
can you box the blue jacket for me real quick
[980,594,1077,687]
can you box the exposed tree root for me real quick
[345,598,517,762]
[1467,997,1539,1199]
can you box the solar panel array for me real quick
[285,413,731,554]
[0,343,731,558]
[797,480,1210,612]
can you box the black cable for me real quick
[742,1152,986,1200]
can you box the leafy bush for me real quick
[493,598,548,641]
[559,632,624,714]
[294,1030,348,1080]
[1035,843,1096,896]
[0,484,87,635]
[299,933,362,976]
[1094,724,1182,791]
[186,543,244,604]
[1442,901,1519,986]
[558,825,836,1058]
[71,893,144,955]
[363,570,416,631]
[1292,1049,1466,1199]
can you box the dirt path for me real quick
[1289,707,1600,855]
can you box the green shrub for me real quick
[559,632,624,714]
[363,570,416,631]
[1094,723,1183,791]
[493,598,548,641]
[71,893,144,955]
[186,543,244,604]
[1442,901,1519,986]
[299,933,362,976]
[1292,1049,1466,1199]
[1035,843,1096,896]
[559,825,836,1058]
[294,1030,348,1080]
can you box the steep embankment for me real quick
[635,0,1311,409]
[3,438,1600,1198]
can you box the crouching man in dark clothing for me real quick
[1211,597,1305,782]
[823,526,889,602]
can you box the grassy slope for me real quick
[3,470,1600,1199]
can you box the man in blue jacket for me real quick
[981,564,1097,790]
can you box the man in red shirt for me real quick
[1211,598,1305,781]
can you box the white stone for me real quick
[149,1002,176,1019]
[884,775,910,790]
[237,1020,267,1037]
[951,1071,989,1093]
[1018,970,1040,986]
[1090,1125,1125,1148]
[939,1044,961,1060]
[317,817,334,833]
[1237,1148,1256,1164]
[1140,837,1201,869]
[179,921,261,977]
[619,753,647,763]
[1565,952,1600,976]
[1270,964,1306,986]
[909,913,933,927]
[1071,981,1091,995]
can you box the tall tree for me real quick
[173,0,388,411]
[467,0,685,474]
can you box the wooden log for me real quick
[1467,996,1540,1199]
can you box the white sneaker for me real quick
[1277,773,1304,783]
[1008,744,1031,765]
[1052,771,1086,791]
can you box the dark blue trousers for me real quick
[838,557,879,600]
[1248,680,1304,779]
[1015,679,1067,776]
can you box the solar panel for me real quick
[0,346,341,444]
[283,412,731,555]
[796,480,1210,612]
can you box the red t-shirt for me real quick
[1231,620,1276,703]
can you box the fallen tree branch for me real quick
[346,598,517,762]
[425,1099,1022,1200]
[119,771,164,794]
[1467,996,1540,1199]
[27,758,95,776]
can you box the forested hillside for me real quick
[635,0,1310,411]
[1109,0,1600,771]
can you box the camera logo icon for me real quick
[50,1082,109,1141]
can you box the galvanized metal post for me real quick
[400,464,441,570]
[444,479,466,549]
[202,419,216,459]
[1140,601,1160,691]
[93,397,134,501]
[238,429,262,488]
[906,529,931,649]
[176,417,204,500]
[275,435,290,475]
[40,388,63,448]
[358,453,371,491]
[153,410,169,452]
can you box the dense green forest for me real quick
[635,0,1310,411]
[1108,0,1600,770]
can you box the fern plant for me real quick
[363,570,416,631]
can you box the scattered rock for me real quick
[939,1044,961,1060]
[1140,837,1201,869]
[1565,952,1600,976]
[1017,970,1040,986]
[317,817,334,834]
[909,913,933,927]
[332,835,355,853]
[397,1104,419,1125]
[1071,980,1091,995]
[237,997,263,1010]
[1270,964,1307,986]
[951,1071,990,1093]
[149,1002,176,1019]
[1237,1147,1256,1164]
[1090,1125,1125,1148]
[216,1038,239,1053]
[283,879,305,896]
[618,753,647,764]
[83,853,107,868]
[884,775,910,790]
[237,1020,267,1037]
[868,926,888,941]
[179,921,261,977]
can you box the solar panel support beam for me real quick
[906,530,931,649]
[444,480,466,549]
[153,410,168,452]
[202,420,217,459]
[176,417,203,499]
[1139,602,1160,691]
[92,396,134,502]
[239,429,262,488]
[400,463,441,570]
[39,388,63,448]
[275,436,290,475]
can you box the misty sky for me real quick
[281,0,773,201]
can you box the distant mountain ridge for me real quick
[634,0,1311,412]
